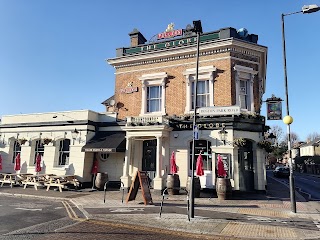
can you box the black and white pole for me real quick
[190,20,202,219]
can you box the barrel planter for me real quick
[226,178,232,198]
[216,178,231,200]
[95,172,108,190]
[186,176,201,198]
[166,174,180,195]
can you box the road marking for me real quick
[15,207,42,211]
[62,201,79,219]
[109,208,145,213]
[247,216,287,224]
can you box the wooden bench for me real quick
[0,173,18,188]
[45,175,79,192]
[22,175,44,190]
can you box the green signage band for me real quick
[124,32,220,55]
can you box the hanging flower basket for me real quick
[257,140,273,153]
[43,138,53,145]
[233,138,247,147]
[18,138,28,145]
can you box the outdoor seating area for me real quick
[0,173,80,192]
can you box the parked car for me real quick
[273,166,290,178]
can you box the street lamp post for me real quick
[281,4,320,213]
[190,20,202,219]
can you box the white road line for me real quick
[15,207,42,211]
[109,208,145,213]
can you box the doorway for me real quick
[238,140,254,191]
[142,139,157,187]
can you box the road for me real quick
[294,173,320,201]
[0,195,76,235]
[267,170,320,201]
[0,195,222,240]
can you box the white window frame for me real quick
[183,66,216,114]
[33,139,44,164]
[139,72,167,116]
[234,65,258,112]
[58,139,70,166]
[12,140,21,163]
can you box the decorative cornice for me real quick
[107,38,266,69]
[112,46,260,69]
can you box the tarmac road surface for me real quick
[2,219,243,240]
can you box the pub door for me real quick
[142,140,157,188]
[238,140,254,191]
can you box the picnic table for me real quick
[0,173,32,188]
[45,175,79,192]
[22,174,55,190]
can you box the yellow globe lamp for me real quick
[283,115,293,125]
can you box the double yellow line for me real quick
[62,201,83,220]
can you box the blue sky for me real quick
[0,0,319,141]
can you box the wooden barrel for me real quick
[226,178,232,198]
[186,176,201,198]
[216,178,231,200]
[166,174,180,195]
[95,172,108,190]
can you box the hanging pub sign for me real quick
[266,95,283,120]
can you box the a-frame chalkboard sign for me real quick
[126,171,153,205]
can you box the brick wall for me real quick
[113,51,261,120]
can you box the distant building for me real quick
[299,138,320,157]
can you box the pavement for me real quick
[0,175,320,240]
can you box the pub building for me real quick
[0,22,268,192]
[104,22,268,192]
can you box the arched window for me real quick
[59,139,70,165]
[34,140,44,164]
[189,140,212,170]
[12,141,21,163]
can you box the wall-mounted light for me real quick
[53,114,76,123]
[173,133,179,138]
[71,128,79,140]
[218,127,228,145]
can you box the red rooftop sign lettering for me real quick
[157,29,183,39]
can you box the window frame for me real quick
[139,72,167,116]
[183,66,216,114]
[147,85,162,113]
[189,139,212,171]
[12,140,21,163]
[234,65,258,112]
[58,139,70,166]
[33,140,44,164]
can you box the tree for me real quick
[306,132,320,142]
[286,131,300,146]
[270,125,285,146]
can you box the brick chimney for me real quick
[129,28,147,47]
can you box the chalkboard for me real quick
[138,171,153,205]
[126,171,153,205]
[126,171,140,202]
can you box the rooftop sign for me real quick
[157,23,183,40]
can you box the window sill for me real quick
[139,112,164,117]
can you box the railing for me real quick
[126,116,169,126]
